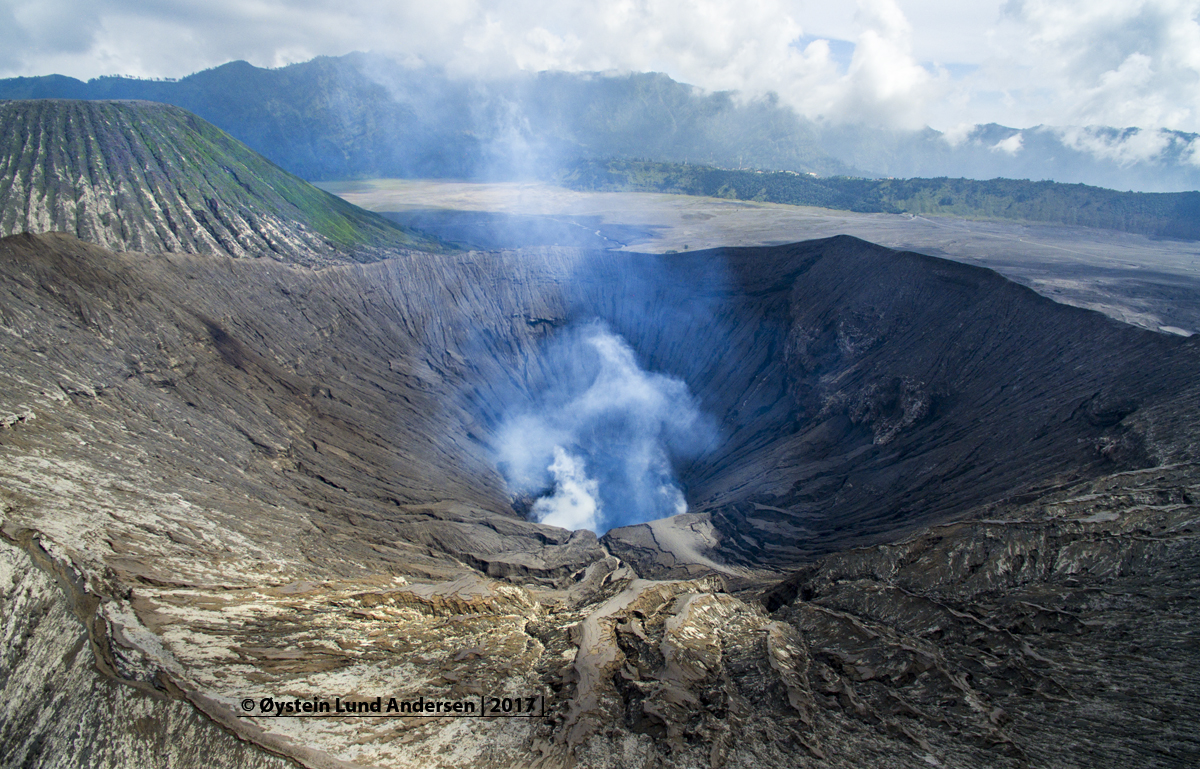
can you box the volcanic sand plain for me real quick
[319,178,1200,336]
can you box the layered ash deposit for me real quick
[1,100,1198,768]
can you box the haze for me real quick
[2,0,1198,137]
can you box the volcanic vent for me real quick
[3,227,1197,581]
[491,319,716,534]
[443,238,1200,575]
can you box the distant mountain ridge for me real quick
[4,53,1197,193]
[0,56,853,181]
[0,99,438,263]
[819,122,1200,194]
[562,159,1200,240]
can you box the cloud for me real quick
[0,0,941,128]
[939,122,977,147]
[992,0,1200,130]
[1,0,1197,132]
[991,133,1023,154]
[826,0,942,126]
[1054,125,1200,168]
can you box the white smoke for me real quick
[7,0,1200,134]
[495,321,713,534]
[531,446,601,531]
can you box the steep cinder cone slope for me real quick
[0,99,438,264]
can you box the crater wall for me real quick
[3,231,1199,767]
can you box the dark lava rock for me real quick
[759,463,1200,768]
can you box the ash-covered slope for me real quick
[2,231,1198,767]
[1,230,1195,577]
[688,239,1200,562]
[0,99,437,264]
[0,232,602,587]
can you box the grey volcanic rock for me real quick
[1,230,1196,571]
[0,538,292,769]
[0,231,604,587]
[758,463,1200,767]
[0,228,1198,767]
[0,99,437,264]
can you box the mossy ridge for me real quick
[562,158,1200,241]
[0,99,441,263]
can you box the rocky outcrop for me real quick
[5,462,1196,768]
[0,537,293,769]
[759,463,1200,767]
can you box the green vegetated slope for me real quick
[0,99,439,263]
[561,159,1200,240]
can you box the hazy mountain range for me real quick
[2,52,1198,193]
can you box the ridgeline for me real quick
[560,158,1200,241]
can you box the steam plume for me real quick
[495,321,712,533]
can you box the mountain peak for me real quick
[0,99,437,265]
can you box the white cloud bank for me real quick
[0,0,1197,132]
[995,0,1200,131]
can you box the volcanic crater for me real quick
[2,100,1199,769]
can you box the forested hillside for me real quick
[561,159,1200,240]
